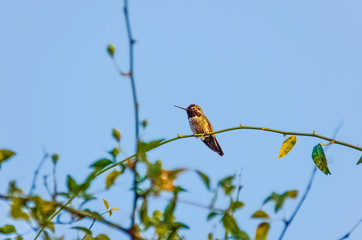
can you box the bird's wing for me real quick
[202,135,224,156]
[205,117,214,133]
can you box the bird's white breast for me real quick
[188,117,199,134]
[188,116,206,140]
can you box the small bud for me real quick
[52,154,59,164]
[112,128,121,142]
[141,120,148,128]
[107,44,115,57]
[110,147,120,157]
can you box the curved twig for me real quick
[337,219,362,240]
[34,124,361,239]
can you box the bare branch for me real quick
[337,219,362,240]
[29,153,49,195]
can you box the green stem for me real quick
[33,125,362,239]
[33,194,76,239]
[164,125,362,152]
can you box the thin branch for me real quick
[34,194,77,239]
[52,161,58,201]
[337,219,362,240]
[43,175,52,198]
[33,124,361,239]
[151,196,224,212]
[29,153,49,195]
[235,168,244,203]
[278,167,317,240]
[62,205,144,240]
[123,0,140,234]
[0,194,140,240]
[167,125,362,152]
[82,211,109,240]
[278,122,343,240]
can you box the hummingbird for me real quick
[174,104,224,156]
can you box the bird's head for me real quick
[174,104,204,117]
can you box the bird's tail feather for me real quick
[202,135,224,156]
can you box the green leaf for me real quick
[112,128,121,142]
[95,234,111,240]
[32,196,57,219]
[251,210,270,219]
[278,136,297,158]
[103,199,109,210]
[0,224,16,234]
[43,231,51,240]
[222,213,238,233]
[67,175,79,194]
[139,198,149,225]
[109,147,120,157]
[195,170,210,190]
[208,233,213,240]
[357,155,362,165]
[230,201,245,212]
[51,153,59,164]
[207,212,219,221]
[0,150,15,164]
[138,139,165,161]
[167,168,187,180]
[8,181,23,196]
[81,209,103,220]
[147,160,162,179]
[107,44,115,57]
[10,198,29,220]
[312,144,331,175]
[219,175,236,195]
[80,172,96,193]
[255,222,270,240]
[164,200,176,222]
[263,190,298,212]
[167,222,189,240]
[105,170,121,189]
[72,226,92,236]
[222,213,249,240]
[143,139,165,152]
[90,159,113,170]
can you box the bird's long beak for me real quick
[174,105,187,111]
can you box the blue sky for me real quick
[1,0,362,239]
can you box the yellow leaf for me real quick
[0,149,15,163]
[255,222,270,240]
[112,128,121,142]
[278,136,297,158]
[107,207,120,216]
[105,170,121,189]
[287,190,298,198]
[10,198,29,220]
[251,210,270,219]
[103,199,109,210]
[107,44,115,57]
